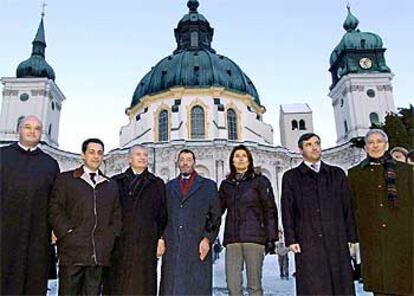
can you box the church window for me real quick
[367,89,376,98]
[51,101,55,110]
[161,71,167,88]
[16,116,25,132]
[191,32,199,47]
[227,109,238,140]
[344,120,349,133]
[361,39,366,48]
[291,120,298,130]
[369,112,380,125]
[19,93,29,102]
[158,110,169,142]
[191,106,205,139]
[299,120,306,130]
[48,124,52,136]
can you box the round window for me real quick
[367,89,376,98]
[19,93,29,101]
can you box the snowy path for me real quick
[48,250,372,295]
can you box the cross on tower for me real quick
[41,1,47,17]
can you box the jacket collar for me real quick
[73,165,109,180]
[298,161,328,175]
[171,174,203,202]
[124,167,157,181]
[12,142,41,155]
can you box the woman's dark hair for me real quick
[227,145,254,180]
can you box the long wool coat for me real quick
[1,143,59,295]
[281,162,357,296]
[103,168,167,296]
[160,174,221,296]
[348,159,413,295]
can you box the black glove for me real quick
[265,241,276,255]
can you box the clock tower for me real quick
[0,14,65,147]
[328,7,395,144]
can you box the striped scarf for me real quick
[368,152,399,206]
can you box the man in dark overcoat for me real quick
[103,145,167,295]
[348,129,413,296]
[49,138,122,295]
[160,149,221,296]
[281,133,357,295]
[1,116,59,295]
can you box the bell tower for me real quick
[0,11,65,147]
[328,7,395,144]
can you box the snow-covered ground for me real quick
[48,251,373,295]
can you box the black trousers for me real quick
[58,265,103,295]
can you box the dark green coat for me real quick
[348,160,414,295]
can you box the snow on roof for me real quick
[280,103,312,114]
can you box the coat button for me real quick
[378,185,382,189]
[179,225,183,229]
[318,234,323,237]
[316,209,320,213]
[180,205,183,208]
[370,168,374,172]
[381,223,387,228]
[379,203,384,207]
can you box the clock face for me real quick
[359,57,373,69]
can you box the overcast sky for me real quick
[1,0,412,153]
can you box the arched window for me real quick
[299,119,306,130]
[344,120,349,133]
[227,109,238,140]
[48,124,52,136]
[191,106,205,139]
[369,112,380,125]
[291,120,298,130]
[158,110,169,142]
[16,116,25,132]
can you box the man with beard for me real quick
[104,145,167,295]
[281,133,357,295]
[160,149,221,295]
[348,129,413,295]
[1,115,60,295]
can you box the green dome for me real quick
[130,0,260,107]
[131,50,260,107]
[330,8,384,66]
[16,17,56,81]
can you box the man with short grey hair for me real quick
[103,145,167,295]
[348,129,414,295]
[1,115,60,295]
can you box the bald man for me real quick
[1,116,60,295]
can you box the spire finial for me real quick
[41,1,47,18]
[187,0,199,13]
[343,4,359,32]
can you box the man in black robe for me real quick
[281,133,357,295]
[103,145,167,295]
[1,115,60,295]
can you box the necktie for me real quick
[311,164,319,173]
[90,173,97,185]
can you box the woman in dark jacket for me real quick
[219,145,278,296]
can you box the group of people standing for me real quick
[1,115,413,296]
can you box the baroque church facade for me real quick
[0,1,396,202]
